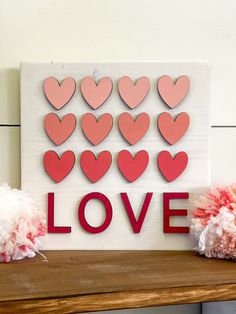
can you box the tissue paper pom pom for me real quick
[191,184,236,260]
[0,184,46,262]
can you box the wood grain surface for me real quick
[0,251,236,313]
[21,62,210,251]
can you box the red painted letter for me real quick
[121,193,153,233]
[78,192,112,233]
[163,192,189,233]
[47,193,71,233]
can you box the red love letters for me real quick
[48,192,189,234]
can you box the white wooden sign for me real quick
[21,62,210,250]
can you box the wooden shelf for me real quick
[0,251,236,313]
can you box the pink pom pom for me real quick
[0,184,46,262]
[191,184,236,260]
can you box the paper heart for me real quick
[80,151,112,183]
[118,112,150,145]
[44,77,76,110]
[157,151,188,182]
[81,113,113,145]
[157,112,190,145]
[81,77,113,109]
[44,113,76,145]
[43,150,75,183]
[118,76,150,109]
[157,75,190,108]
[117,150,149,182]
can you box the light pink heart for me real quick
[44,77,76,110]
[158,112,190,145]
[118,76,150,109]
[44,113,76,145]
[118,112,150,145]
[157,75,190,108]
[81,77,113,109]
[81,113,113,145]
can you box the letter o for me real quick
[78,192,112,233]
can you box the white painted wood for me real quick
[211,128,236,184]
[0,127,20,188]
[1,0,236,125]
[0,69,20,124]
[21,62,210,250]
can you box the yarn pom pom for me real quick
[191,184,236,260]
[0,184,46,262]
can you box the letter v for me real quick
[120,193,153,233]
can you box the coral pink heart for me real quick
[118,112,150,145]
[44,113,76,145]
[81,77,113,109]
[118,76,150,109]
[43,150,75,183]
[80,151,112,183]
[157,112,190,145]
[117,150,149,182]
[81,113,113,145]
[44,77,76,110]
[157,75,190,108]
[157,151,188,182]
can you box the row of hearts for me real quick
[44,150,188,184]
[44,75,190,110]
[45,112,190,146]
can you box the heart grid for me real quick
[43,75,190,183]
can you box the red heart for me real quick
[157,151,188,182]
[118,112,150,145]
[81,77,113,109]
[118,76,150,109]
[117,150,149,182]
[43,150,75,183]
[81,113,113,145]
[44,77,76,110]
[157,75,190,108]
[44,113,76,145]
[80,151,112,183]
[157,112,190,145]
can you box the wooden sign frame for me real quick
[21,62,210,250]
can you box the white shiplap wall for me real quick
[1,0,236,313]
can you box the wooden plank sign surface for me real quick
[21,62,210,249]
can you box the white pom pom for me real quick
[0,183,46,262]
[192,207,236,260]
